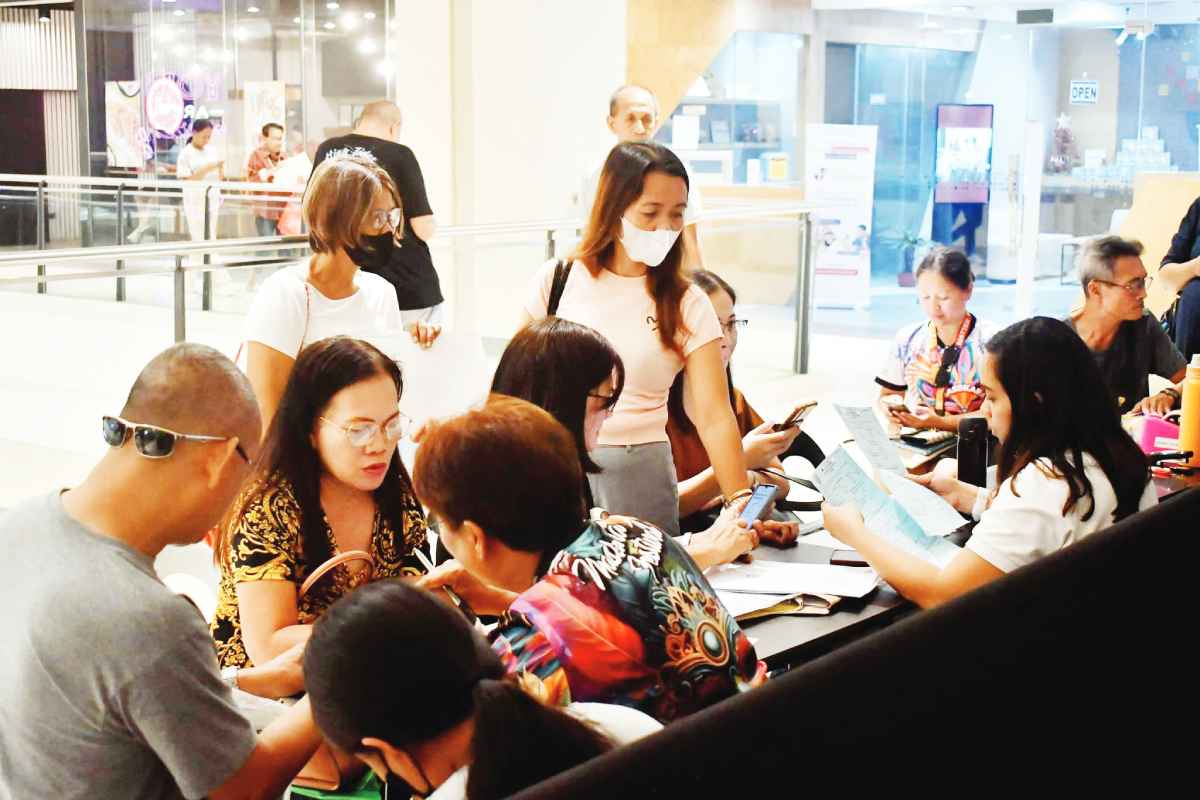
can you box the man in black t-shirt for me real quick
[312,100,442,347]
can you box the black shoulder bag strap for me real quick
[547,259,572,317]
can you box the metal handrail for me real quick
[0,204,821,372]
[0,173,304,195]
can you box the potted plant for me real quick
[878,229,929,287]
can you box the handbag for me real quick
[291,549,375,792]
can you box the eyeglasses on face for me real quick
[367,207,404,234]
[720,318,749,335]
[101,416,251,464]
[319,410,412,448]
[1094,275,1152,294]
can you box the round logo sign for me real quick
[145,74,196,138]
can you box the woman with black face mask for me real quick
[242,153,408,428]
[304,581,661,800]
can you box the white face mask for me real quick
[619,217,682,268]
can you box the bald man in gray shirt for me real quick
[0,344,320,799]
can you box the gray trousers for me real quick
[586,441,681,536]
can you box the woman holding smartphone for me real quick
[666,270,802,541]
[520,142,750,536]
[876,247,995,432]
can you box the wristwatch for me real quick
[220,665,240,691]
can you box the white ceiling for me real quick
[812,1,1200,27]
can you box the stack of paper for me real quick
[707,560,879,599]
[717,590,841,620]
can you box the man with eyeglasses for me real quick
[0,344,321,799]
[312,100,442,348]
[1066,235,1187,415]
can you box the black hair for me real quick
[187,118,213,146]
[261,122,284,138]
[915,246,974,292]
[668,270,737,435]
[216,336,421,570]
[985,316,1150,521]
[491,318,625,473]
[304,581,613,800]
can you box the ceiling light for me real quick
[323,21,335,30]
[247,5,260,13]
[326,1,339,8]
[364,11,376,20]
[357,38,377,55]
[292,16,301,23]
[38,7,51,23]
[173,8,185,16]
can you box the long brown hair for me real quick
[573,141,692,356]
[213,337,421,570]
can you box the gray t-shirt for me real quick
[0,492,257,800]
[1064,311,1187,413]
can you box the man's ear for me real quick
[359,737,414,785]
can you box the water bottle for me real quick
[1179,354,1200,467]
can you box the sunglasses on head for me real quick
[102,416,251,464]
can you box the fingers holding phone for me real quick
[743,422,798,469]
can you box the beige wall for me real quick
[1056,29,1121,163]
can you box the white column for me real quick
[1016,119,1045,318]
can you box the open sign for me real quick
[1070,80,1099,105]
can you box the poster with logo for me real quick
[244,81,286,161]
[105,81,143,167]
[804,124,877,309]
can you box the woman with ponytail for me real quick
[304,580,661,800]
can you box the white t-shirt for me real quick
[576,150,704,225]
[428,703,662,800]
[525,258,722,446]
[966,453,1157,574]
[243,261,404,360]
[176,143,222,184]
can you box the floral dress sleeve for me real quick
[229,481,303,584]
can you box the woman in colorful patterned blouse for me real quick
[211,336,427,670]
[413,396,764,725]
[875,247,995,432]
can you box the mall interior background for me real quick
[1,0,1199,505]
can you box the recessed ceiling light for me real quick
[173,8,185,16]
[364,11,376,20]
[292,16,301,23]
[326,1,339,8]
[247,5,260,13]
[323,21,335,30]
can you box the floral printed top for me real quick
[490,517,760,724]
[875,314,996,415]
[211,476,427,668]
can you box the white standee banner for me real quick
[804,124,878,309]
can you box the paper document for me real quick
[707,560,879,599]
[717,590,802,619]
[717,590,838,620]
[835,404,907,473]
[879,472,966,537]
[797,530,850,550]
[813,447,962,568]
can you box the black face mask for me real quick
[346,232,396,271]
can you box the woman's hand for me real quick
[890,405,939,430]
[688,516,759,571]
[753,518,799,548]
[417,559,518,617]
[821,502,865,544]
[742,421,801,470]
[408,320,442,350]
[907,471,981,515]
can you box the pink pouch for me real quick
[1124,415,1181,455]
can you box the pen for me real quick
[412,548,478,623]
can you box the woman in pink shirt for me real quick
[521,141,751,535]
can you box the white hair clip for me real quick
[324,146,378,164]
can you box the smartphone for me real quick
[737,484,778,524]
[957,417,991,488]
[881,395,909,416]
[830,549,869,567]
[773,401,818,432]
